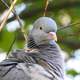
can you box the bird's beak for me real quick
[48,32,57,41]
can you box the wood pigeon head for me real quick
[28,17,58,48]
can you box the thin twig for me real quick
[0,0,18,32]
[1,0,19,24]
[9,0,28,47]
[1,0,28,55]
[12,9,27,42]
[1,0,27,42]
[6,34,17,56]
[58,21,80,31]
[67,31,80,36]
[43,0,49,16]
[0,0,18,27]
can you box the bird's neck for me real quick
[27,37,57,49]
[34,41,59,51]
[49,40,56,45]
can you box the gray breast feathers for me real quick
[0,45,64,80]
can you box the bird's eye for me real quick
[40,27,42,30]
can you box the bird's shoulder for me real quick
[1,48,39,64]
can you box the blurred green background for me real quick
[0,0,80,79]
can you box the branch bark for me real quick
[0,0,18,32]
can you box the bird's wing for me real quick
[0,49,54,80]
[29,53,64,80]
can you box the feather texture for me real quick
[0,17,64,80]
[0,44,64,80]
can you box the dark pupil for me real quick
[40,27,42,30]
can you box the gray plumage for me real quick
[0,17,64,80]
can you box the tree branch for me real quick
[0,0,18,32]
[58,21,80,31]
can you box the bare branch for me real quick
[1,0,28,56]
[43,0,49,16]
[58,21,80,31]
[1,0,27,42]
[0,0,18,32]
[43,0,53,16]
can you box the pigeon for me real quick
[0,17,64,80]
